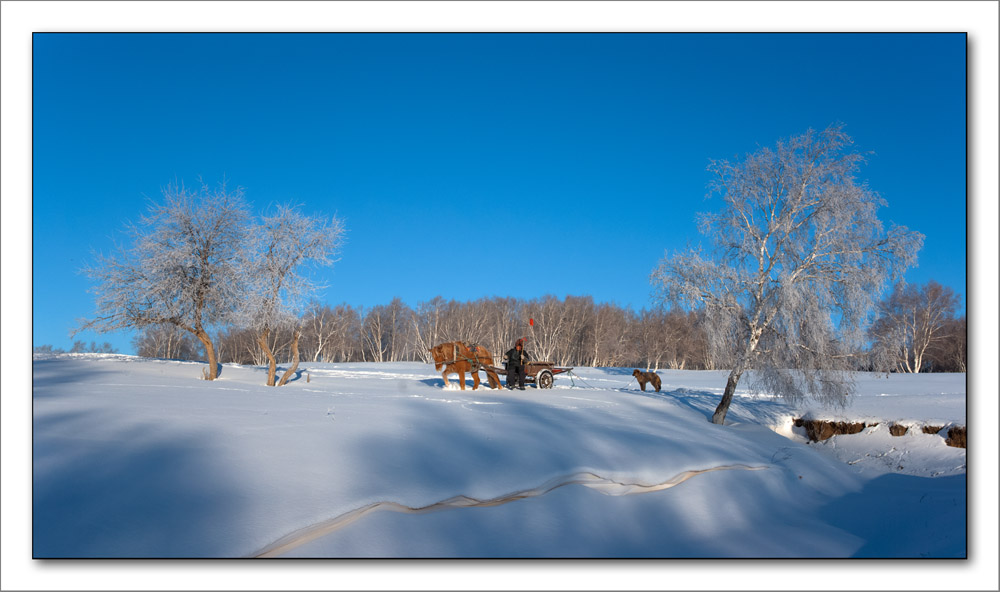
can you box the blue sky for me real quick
[32,33,967,354]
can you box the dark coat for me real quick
[506,346,529,368]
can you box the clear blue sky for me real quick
[32,33,967,354]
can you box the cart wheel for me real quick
[537,370,553,389]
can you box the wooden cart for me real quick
[488,361,572,389]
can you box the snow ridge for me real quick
[252,464,769,558]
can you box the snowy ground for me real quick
[29,353,968,562]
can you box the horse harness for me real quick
[442,341,484,372]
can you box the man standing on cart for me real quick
[505,338,529,390]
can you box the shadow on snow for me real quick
[33,409,248,558]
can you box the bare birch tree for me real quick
[652,124,924,424]
[382,297,415,362]
[79,181,251,380]
[132,324,201,361]
[929,316,966,373]
[300,302,341,362]
[361,304,389,362]
[298,303,362,362]
[523,295,568,362]
[636,309,681,371]
[410,296,446,363]
[481,296,523,363]
[588,303,631,367]
[446,299,493,347]
[869,280,962,373]
[559,296,595,367]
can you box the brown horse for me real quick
[428,341,502,390]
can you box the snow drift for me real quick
[32,354,966,558]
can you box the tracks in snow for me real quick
[251,464,768,558]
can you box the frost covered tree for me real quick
[869,280,962,373]
[652,125,924,425]
[79,182,251,380]
[242,205,345,386]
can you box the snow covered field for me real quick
[30,353,967,560]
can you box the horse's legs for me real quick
[458,370,466,390]
[442,370,450,388]
[472,371,481,390]
[477,356,497,389]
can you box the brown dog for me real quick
[633,369,662,392]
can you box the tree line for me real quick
[131,295,712,370]
[130,284,965,375]
[33,341,119,355]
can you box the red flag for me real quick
[529,318,534,326]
